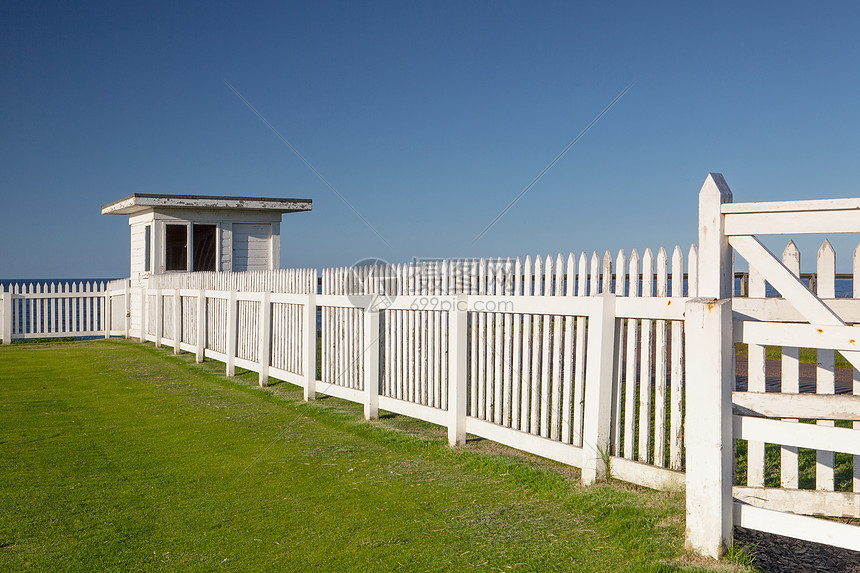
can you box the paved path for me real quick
[734,356,855,394]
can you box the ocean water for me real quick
[736,277,854,298]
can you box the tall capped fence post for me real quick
[698,173,733,299]
[226,290,237,376]
[363,302,380,420]
[124,280,130,339]
[154,289,163,348]
[303,291,316,400]
[103,288,111,339]
[173,288,181,355]
[195,289,205,363]
[139,285,147,343]
[448,294,468,447]
[684,297,733,558]
[2,287,11,344]
[258,291,271,387]
[581,293,617,484]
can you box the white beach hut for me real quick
[102,194,312,282]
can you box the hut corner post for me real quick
[685,173,734,558]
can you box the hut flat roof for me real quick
[101,194,312,215]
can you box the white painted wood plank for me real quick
[623,249,640,459]
[466,417,584,468]
[610,456,686,492]
[654,247,668,467]
[611,249,625,456]
[734,502,860,552]
[698,173,733,300]
[470,259,479,417]
[448,293,468,445]
[478,258,487,420]
[733,486,860,518]
[722,197,860,214]
[521,257,533,431]
[540,255,553,438]
[550,254,564,440]
[316,380,364,404]
[512,257,523,431]
[379,395,447,427]
[738,321,860,352]
[638,248,654,463]
[503,257,514,427]
[580,294,617,484]
[816,240,836,492]
[732,392,860,421]
[746,264,766,488]
[855,243,860,493]
[730,297,860,323]
[734,415,860,456]
[684,297,734,559]
[493,259,504,422]
[725,210,860,236]
[616,296,689,320]
[561,252,575,444]
[530,256,542,435]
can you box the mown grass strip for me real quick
[0,340,744,572]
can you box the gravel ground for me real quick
[735,527,860,572]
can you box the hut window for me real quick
[144,225,151,272]
[193,224,217,272]
[165,224,188,271]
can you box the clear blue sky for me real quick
[2,1,860,278]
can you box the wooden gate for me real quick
[686,173,860,557]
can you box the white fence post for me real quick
[226,289,237,376]
[303,291,316,400]
[684,297,734,558]
[698,173,733,299]
[1,287,11,344]
[448,294,468,447]
[581,293,617,484]
[139,285,147,343]
[103,288,111,339]
[258,291,271,387]
[154,289,163,348]
[686,172,735,558]
[363,303,380,420]
[124,280,130,339]
[195,289,205,363]
[173,288,181,355]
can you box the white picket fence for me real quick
[3,173,860,558]
[127,249,696,490]
[0,281,111,341]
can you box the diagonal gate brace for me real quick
[729,234,860,372]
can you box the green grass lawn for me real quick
[0,340,742,572]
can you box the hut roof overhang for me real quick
[101,194,313,216]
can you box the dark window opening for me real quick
[165,224,188,271]
[144,225,151,272]
[193,224,217,272]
